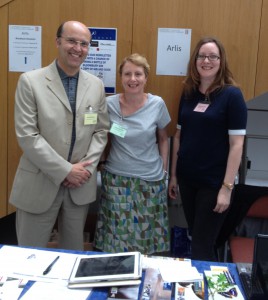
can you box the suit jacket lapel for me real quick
[45,61,72,112]
[76,70,90,111]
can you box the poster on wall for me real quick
[156,28,191,76]
[9,25,42,72]
[81,28,117,94]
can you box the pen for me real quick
[43,256,60,275]
[223,271,231,284]
[223,270,235,285]
[227,271,235,284]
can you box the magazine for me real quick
[140,268,172,300]
[204,270,244,300]
[172,275,204,300]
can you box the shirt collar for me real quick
[56,60,79,80]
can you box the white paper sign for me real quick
[9,25,42,72]
[156,28,191,76]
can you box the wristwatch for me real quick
[222,182,234,190]
[164,170,170,180]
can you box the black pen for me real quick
[43,256,60,275]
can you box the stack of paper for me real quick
[0,245,92,300]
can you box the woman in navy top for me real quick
[168,37,247,261]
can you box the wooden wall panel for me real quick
[6,0,134,213]
[132,0,262,135]
[255,0,268,97]
[0,0,12,7]
[0,5,8,217]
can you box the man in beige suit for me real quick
[9,21,110,250]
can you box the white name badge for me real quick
[110,122,127,138]
[193,102,210,113]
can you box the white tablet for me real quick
[68,252,142,286]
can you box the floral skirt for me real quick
[94,170,170,254]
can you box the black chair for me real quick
[0,212,18,245]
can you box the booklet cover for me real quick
[172,274,204,299]
[204,270,244,300]
[140,268,172,300]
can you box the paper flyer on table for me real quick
[0,277,25,300]
[0,245,78,284]
[158,260,202,282]
[141,254,191,270]
[19,282,92,300]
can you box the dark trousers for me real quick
[178,177,229,261]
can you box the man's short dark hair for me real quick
[56,22,65,38]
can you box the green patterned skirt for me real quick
[94,170,170,254]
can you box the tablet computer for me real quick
[68,252,142,287]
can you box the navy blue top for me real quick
[176,86,247,188]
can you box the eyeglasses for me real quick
[196,54,220,61]
[59,36,90,49]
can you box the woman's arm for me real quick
[223,135,245,185]
[214,134,245,213]
[157,127,169,172]
[168,128,181,200]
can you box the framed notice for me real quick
[156,28,191,76]
[9,25,42,72]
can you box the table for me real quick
[0,245,245,299]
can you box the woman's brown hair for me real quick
[183,37,238,97]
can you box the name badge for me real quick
[110,122,127,138]
[84,107,98,125]
[194,102,210,113]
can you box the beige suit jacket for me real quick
[9,61,110,214]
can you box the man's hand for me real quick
[63,161,92,188]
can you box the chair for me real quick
[229,195,268,263]
[0,212,18,245]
